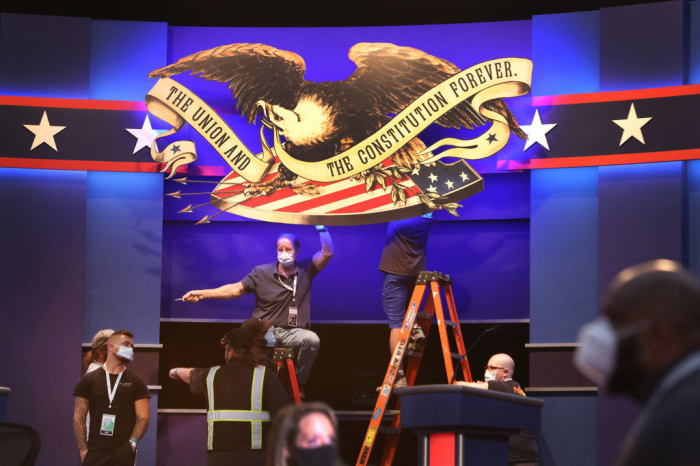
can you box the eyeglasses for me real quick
[484,365,505,372]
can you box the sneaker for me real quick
[393,376,408,390]
[375,376,408,394]
[408,326,426,351]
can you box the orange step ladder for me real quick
[272,347,302,405]
[356,271,473,466]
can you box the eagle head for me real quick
[256,96,342,161]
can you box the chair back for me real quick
[0,421,41,466]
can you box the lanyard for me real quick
[277,274,297,300]
[103,365,125,409]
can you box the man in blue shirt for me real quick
[182,226,333,395]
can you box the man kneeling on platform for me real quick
[169,328,291,466]
[456,353,539,466]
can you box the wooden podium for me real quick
[397,384,544,466]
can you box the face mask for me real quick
[607,331,647,398]
[289,445,338,466]
[574,317,650,393]
[483,370,498,381]
[114,345,134,362]
[574,318,617,385]
[278,251,295,267]
[264,328,276,347]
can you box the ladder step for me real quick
[377,426,401,435]
[445,320,459,328]
[450,352,466,360]
[405,349,422,358]
[416,312,432,319]
[416,271,453,284]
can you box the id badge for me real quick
[100,414,116,436]
[288,307,298,327]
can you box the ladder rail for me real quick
[444,283,472,382]
[274,351,302,405]
[356,283,428,466]
[430,280,458,384]
[356,272,472,466]
[379,292,436,466]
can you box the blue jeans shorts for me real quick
[382,272,417,329]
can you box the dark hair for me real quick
[605,260,700,345]
[276,233,300,252]
[266,402,338,466]
[222,328,258,367]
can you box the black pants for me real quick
[84,442,136,466]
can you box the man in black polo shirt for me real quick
[182,226,333,395]
[457,353,539,466]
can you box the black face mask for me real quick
[607,333,647,400]
[288,444,338,466]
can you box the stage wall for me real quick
[1,3,699,465]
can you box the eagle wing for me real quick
[345,42,525,136]
[149,43,306,124]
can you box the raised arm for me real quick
[169,367,194,385]
[129,398,150,452]
[312,226,334,272]
[181,282,247,303]
[73,397,89,463]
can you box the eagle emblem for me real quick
[146,43,531,225]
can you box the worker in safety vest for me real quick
[169,328,291,465]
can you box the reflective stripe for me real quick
[205,365,270,451]
[207,410,270,421]
[206,366,221,450]
[251,366,265,449]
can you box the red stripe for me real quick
[273,173,415,213]
[0,157,167,172]
[274,182,379,213]
[0,95,147,111]
[526,149,700,169]
[327,187,418,214]
[429,432,455,465]
[532,83,700,106]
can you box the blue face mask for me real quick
[114,345,134,362]
[278,251,295,267]
[264,328,276,347]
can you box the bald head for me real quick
[487,353,515,380]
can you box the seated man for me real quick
[457,353,539,466]
[182,227,333,396]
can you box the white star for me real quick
[445,179,454,190]
[411,166,421,176]
[427,185,438,193]
[125,115,166,154]
[612,103,652,146]
[459,172,469,182]
[23,111,66,151]
[428,173,438,183]
[521,110,557,151]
